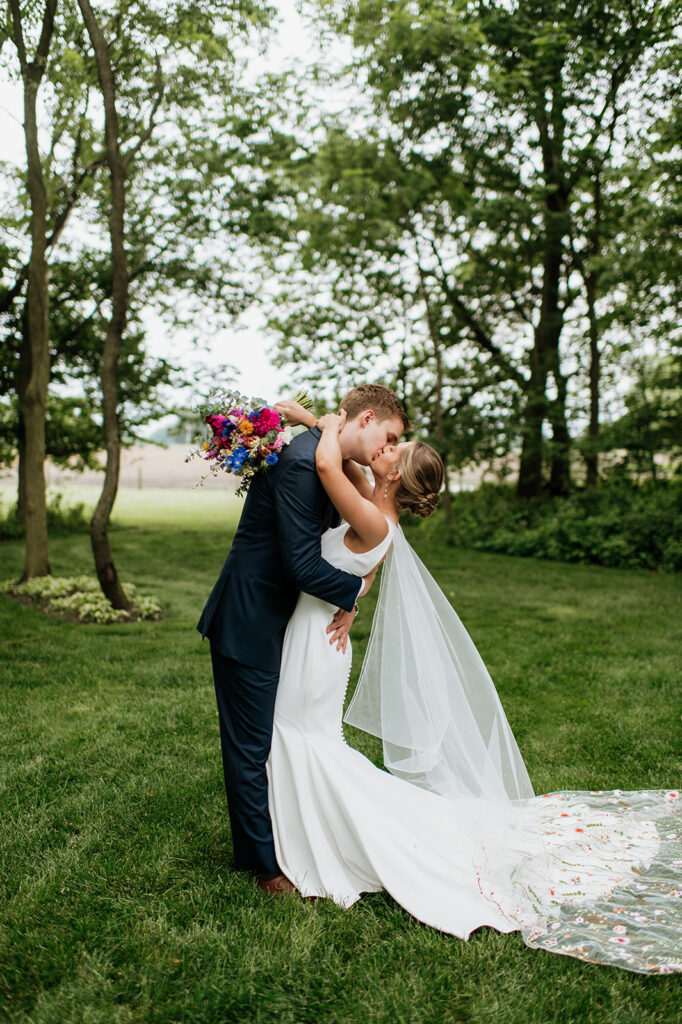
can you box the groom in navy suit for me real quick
[198,384,407,892]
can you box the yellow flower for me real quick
[239,418,254,435]
[203,441,210,451]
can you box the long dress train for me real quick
[266,523,681,974]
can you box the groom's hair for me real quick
[340,384,410,431]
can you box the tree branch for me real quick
[0,149,107,317]
[122,55,164,169]
[47,152,107,250]
[35,0,57,66]
[427,237,527,387]
[8,0,27,71]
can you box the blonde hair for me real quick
[394,442,444,519]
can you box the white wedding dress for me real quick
[267,521,681,974]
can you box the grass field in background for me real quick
[0,483,243,530]
[1,488,681,1023]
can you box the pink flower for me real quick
[252,408,282,436]
[206,413,227,435]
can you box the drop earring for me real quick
[384,478,390,499]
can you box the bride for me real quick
[266,408,681,975]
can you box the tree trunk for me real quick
[518,287,567,499]
[16,310,30,526]
[77,0,132,612]
[430,318,453,530]
[16,429,27,527]
[584,173,603,488]
[518,77,569,499]
[9,0,57,580]
[547,359,571,497]
[584,271,601,487]
[517,340,548,499]
[415,256,453,530]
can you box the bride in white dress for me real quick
[266,411,681,975]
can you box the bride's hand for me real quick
[326,604,357,653]
[274,400,316,429]
[358,567,377,598]
[316,410,347,433]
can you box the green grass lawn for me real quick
[1,488,681,1024]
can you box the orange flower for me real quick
[239,418,254,435]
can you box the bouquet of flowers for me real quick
[188,387,314,496]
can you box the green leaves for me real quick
[254,0,680,490]
[0,0,281,471]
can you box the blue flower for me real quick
[265,453,278,466]
[249,411,260,422]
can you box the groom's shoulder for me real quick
[279,427,319,469]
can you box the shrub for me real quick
[412,479,682,571]
[0,492,89,540]
[1,575,163,623]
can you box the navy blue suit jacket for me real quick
[197,427,361,672]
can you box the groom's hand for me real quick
[326,606,358,654]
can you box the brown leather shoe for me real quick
[257,873,298,896]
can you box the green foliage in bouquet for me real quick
[187,388,314,495]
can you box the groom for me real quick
[198,384,408,893]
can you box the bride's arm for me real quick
[274,399,316,429]
[315,412,389,549]
[343,459,374,500]
[277,401,374,500]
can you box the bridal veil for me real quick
[344,524,534,803]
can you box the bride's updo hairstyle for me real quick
[394,442,444,519]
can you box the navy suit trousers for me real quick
[210,640,280,877]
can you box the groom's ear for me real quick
[359,409,375,427]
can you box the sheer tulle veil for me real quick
[343,523,682,975]
[344,522,534,803]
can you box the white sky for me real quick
[0,0,334,408]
